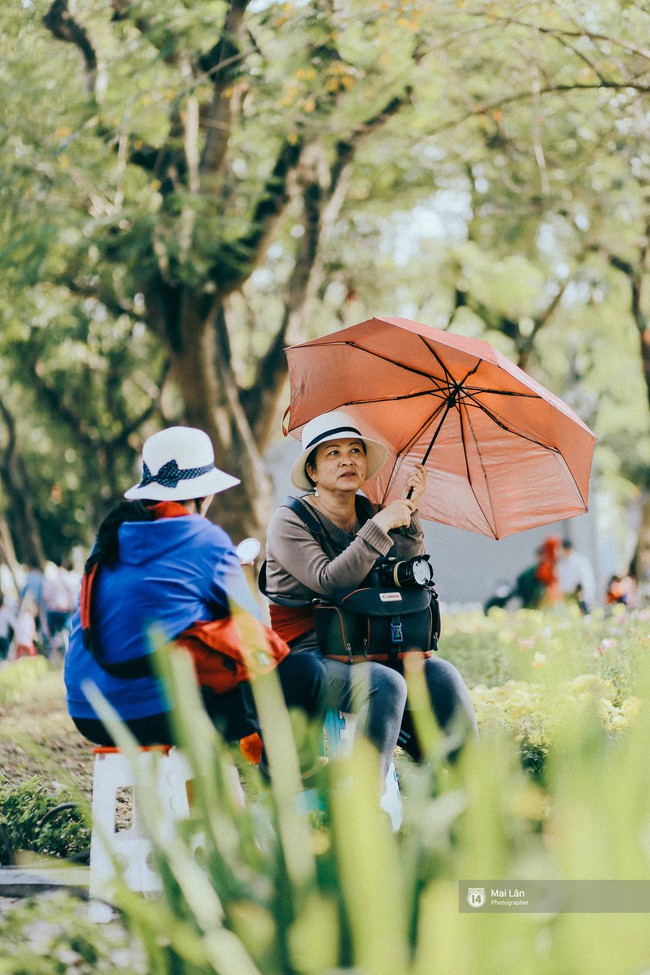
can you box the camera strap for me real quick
[258,494,375,597]
[284,494,377,537]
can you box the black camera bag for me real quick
[259,495,441,664]
[314,586,437,664]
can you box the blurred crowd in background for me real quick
[0,559,80,664]
[484,534,637,616]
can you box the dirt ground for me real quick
[0,670,94,930]
[0,671,148,965]
[0,667,94,802]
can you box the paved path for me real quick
[0,869,146,969]
[0,864,88,897]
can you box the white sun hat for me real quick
[290,410,389,491]
[124,426,240,501]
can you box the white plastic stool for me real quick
[324,710,403,830]
[88,745,193,922]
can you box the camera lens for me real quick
[410,556,434,586]
[389,556,433,588]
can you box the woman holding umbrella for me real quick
[264,410,478,784]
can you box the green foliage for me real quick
[2,0,650,557]
[0,662,92,864]
[442,606,649,780]
[0,777,89,864]
[443,605,649,693]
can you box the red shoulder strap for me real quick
[80,562,99,641]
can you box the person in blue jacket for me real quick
[64,426,326,771]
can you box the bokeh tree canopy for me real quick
[1,0,650,573]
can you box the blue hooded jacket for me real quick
[64,514,259,721]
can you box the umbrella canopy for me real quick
[284,316,596,540]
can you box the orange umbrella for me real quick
[284,316,596,540]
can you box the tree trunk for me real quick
[0,475,45,569]
[624,263,650,604]
[0,515,22,592]
[0,402,46,568]
[170,300,276,545]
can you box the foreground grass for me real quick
[1,608,649,975]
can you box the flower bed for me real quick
[442,605,649,779]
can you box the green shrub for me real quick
[469,674,641,783]
[0,777,90,864]
[442,605,650,698]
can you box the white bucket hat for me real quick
[124,426,240,501]
[290,410,389,491]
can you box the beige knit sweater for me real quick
[264,494,425,650]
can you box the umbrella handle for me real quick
[403,397,453,502]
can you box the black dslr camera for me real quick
[365,554,434,589]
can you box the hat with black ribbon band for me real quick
[139,459,216,490]
[290,410,389,491]
[124,426,240,501]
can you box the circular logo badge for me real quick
[467,887,486,909]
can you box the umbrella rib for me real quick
[309,339,539,402]
[416,334,543,401]
[461,396,589,511]
[416,335,464,388]
[460,391,560,452]
[337,387,449,409]
[418,337,497,395]
[304,338,542,404]
[457,386,540,399]
[374,376,497,500]
[458,404,499,538]
[334,385,540,414]
[378,398,453,499]
[464,386,539,399]
[319,340,455,387]
[456,395,591,513]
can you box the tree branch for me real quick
[43,0,98,97]
[427,77,650,145]
[453,276,573,370]
[207,136,304,295]
[457,8,650,64]
[606,245,647,339]
[548,33,613,87]
[62,278,135,321]
[28,360,96,448]
[241,86,414,443]
[199,0,251,182]
[604,224,650,413]
[109,0,181,65]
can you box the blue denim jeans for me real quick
[296,648,478,778]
